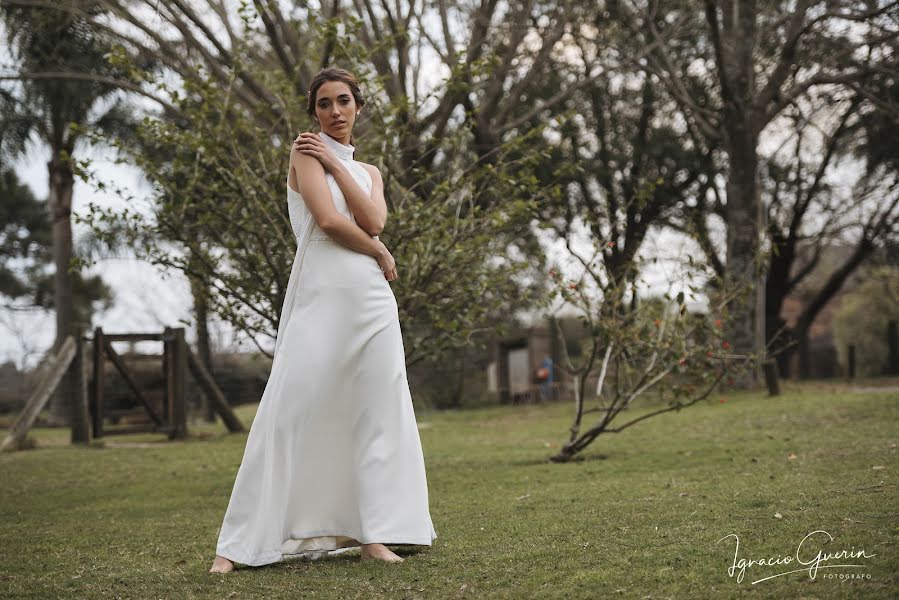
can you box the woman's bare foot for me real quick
[209,554,235,573]
[360,543,404,563]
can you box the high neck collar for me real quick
[319,130,354,160]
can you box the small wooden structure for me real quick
[90,326,244,438]
[2,326,243,452]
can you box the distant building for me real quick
[487,316,589,404]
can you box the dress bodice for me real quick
[287,131,373,241]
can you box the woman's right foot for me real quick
[360,543,404,563]
[209,555,235,573]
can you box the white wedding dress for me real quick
[215,131,437,566]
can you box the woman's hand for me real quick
[293,132,340,174]
[374,239,398,282]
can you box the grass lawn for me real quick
[1,382,896,599]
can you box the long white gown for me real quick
[215,131,437,566]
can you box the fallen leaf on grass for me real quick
[774,512,783,519]
[872,465,886,470]
[787,453,797,460]
[515,494,530,501]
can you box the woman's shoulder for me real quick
[355,161,383,185]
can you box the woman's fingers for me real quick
[295,142,321,157]
[293,132,320,149]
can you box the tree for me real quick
[529,8,715,304]
[0,168,49,301]
[833,266,899,377]
[0,1,136,423]
[17,1,596,191]
[617,0,899,383]
[56,1,594,365]
[544,245,742,463]
[0,167,113,318]
[77,59,550,366]
[762,94,898,377]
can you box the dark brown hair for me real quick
[306,67,365,145]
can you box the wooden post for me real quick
[887,320,898,376]
[163,326,172,425]
[103,340,163,426]
[2,337,76,452]
[169,328,188,440]
[763,360,780,397]
[70,325,90,445]
[187,348,245,433]
[91,327,105,438]
[847,344,856,379]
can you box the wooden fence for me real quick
[2,326,244,452]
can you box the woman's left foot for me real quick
[360,543,404,563]
[209,555,235,573]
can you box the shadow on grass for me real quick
[505,452,610,467]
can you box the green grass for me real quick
[1,384,897,599]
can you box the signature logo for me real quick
[717,530,876,584]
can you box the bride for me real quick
[210,67,437,573]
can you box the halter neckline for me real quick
[319,130,355,160]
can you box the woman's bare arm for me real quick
[329,162,387,236]
[291,148,384,259]
[293,132,386,236]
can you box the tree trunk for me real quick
[717,0,764,387]
[47,150,77,426]
[196,293,215,422]
[723,141,763,382]
[450,346,467,409]
[797,324,811,380]
[188,251,216,422]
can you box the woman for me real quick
[210,67,437,573]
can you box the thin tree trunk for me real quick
[797,325,810,379]
[196,290,215,422]
[450,346,467,409]
[47,150,76,426]
[188,251,216,422]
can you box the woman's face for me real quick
[313,80,359,139]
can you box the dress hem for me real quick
[217,530,437,567]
